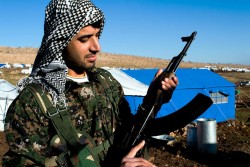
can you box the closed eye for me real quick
[78,34,92,43]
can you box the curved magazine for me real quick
[147,93,213,136]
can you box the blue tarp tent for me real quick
[116,68,236,123]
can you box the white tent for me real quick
[0,79,19,131]
[103,67,148,96]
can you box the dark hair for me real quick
[92,20,103,28]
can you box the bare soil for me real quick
[1,47,250,166]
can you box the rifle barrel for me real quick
[166,31,197,73]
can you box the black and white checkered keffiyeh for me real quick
[17,0,104,107]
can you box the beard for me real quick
[67,60,96,74]
[62,49,97,75]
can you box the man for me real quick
[2,0,178,166]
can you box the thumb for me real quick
[155,68,163,79]
[125,140,145,158]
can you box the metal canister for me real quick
[197,118,217,154]
[186,125,197,148]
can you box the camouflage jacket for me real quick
[2,68,133,166]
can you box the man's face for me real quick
[63,25,101,75]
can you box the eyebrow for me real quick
[78,34,93,39]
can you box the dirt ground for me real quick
[149,120,250,167]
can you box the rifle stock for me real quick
[120,31,207,156]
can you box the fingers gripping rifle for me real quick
[120,31,197,155]
[146,31,197,107]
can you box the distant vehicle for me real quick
[236,68,250,72]
[239,81,250,86]
[221,67,232,72]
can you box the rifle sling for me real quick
[26,83,82,150]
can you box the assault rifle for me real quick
[120,31,212,156]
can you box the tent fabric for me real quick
[0,79,19,131]
[107,68,236,123]
[103,67,148,96]
[122,68,235,89]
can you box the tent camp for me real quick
[106,68,236,123]
[0,68,236,131]
[0,63,11,68]
[0,79,19,131]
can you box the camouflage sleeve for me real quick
[2,88,52,166]
[106,71,134,124]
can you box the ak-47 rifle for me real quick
[120,31,200,155]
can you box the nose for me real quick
[90,37,101,53]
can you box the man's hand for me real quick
[142,68,179,110]
[120,140,156,167]
[155,69,178,99]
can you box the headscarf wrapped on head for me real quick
[17,0,105,107]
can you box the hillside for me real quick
[1,46,249,69]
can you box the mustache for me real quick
[85,53,96,58]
